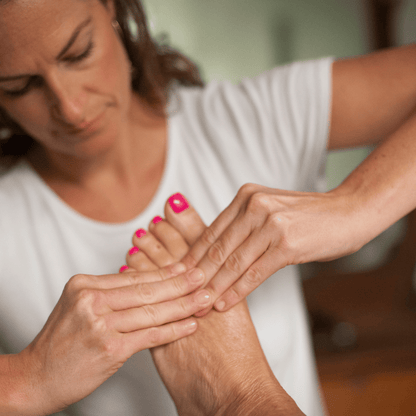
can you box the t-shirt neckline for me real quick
[18,116,177,232]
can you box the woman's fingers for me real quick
[123,318,198,356]
[109,289,211,333]
[94,263,187,288]
[179,185,267,270]
[201,226,271,294]
[214,247,288,311]
[104,268,205,311]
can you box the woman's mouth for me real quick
[65,110,106,136]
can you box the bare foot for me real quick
[125,194,304,416]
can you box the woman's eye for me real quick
[65,41,95,63]
[2,77,43,98]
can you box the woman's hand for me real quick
[176,185,367,313]
[9,266,209,415]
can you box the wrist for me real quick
[0,347,53,416]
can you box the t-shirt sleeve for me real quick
[176,57,333,193]
[238,57,333,192]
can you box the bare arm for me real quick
[330,44,416,150]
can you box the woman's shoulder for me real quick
[171,57,333,121]
[0,160,32,198]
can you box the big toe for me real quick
[165,193,206,245]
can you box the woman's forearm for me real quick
[0,352,48,416]
[332,106,416,248]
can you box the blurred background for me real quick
[142,0,416,415]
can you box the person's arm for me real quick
[0,266,209,415]
[175,45,416,313]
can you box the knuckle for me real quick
[269,213,284,229]
[223,251,243,275]
[146,327,162,346]
[74,288,102,311]
[200,226,217,247]
[65,273,89,294]
[246,192,271,215]
[100,337,120,359]
[171,275,186,295]
[91,315,109,335]
[238,183,257,198]
[206,241,227,267]
[136,282,156,303]
[157,267,171,281]
[184,250,199,269]
[75,287,95,303]
[141,304,159,325]
[244,267,263,288]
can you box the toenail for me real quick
[169,193,190,214]
[129,246,140,256]
[152,216,163,224]
[119,265,129,273]
[135,229,147,238]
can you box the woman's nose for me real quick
[47,72,87,126]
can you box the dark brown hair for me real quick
[0,0,204,167]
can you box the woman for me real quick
[1,0,416,414]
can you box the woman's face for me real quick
[0,0,133,158]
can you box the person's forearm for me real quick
[0,351,49,416]
[332,107,416,249]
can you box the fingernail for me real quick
[171,262,187,275]
[152,216,163,224]
[168,193,189,214]
[188,268,204,283]
[215,300,226,311]
[183,320,197,334]
[129,246,140,256]
[135,229,147,238]
[119,265,129,273]
[195,290,211,305]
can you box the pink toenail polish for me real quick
[152,216,163,224]
[129,246,140,256]
[135,229,147,238]
[168,193,189,214]
[119,265,129,273]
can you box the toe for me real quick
[164,193,206,245]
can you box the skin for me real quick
[125,196,305,416]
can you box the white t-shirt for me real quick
[0,57,332,416]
